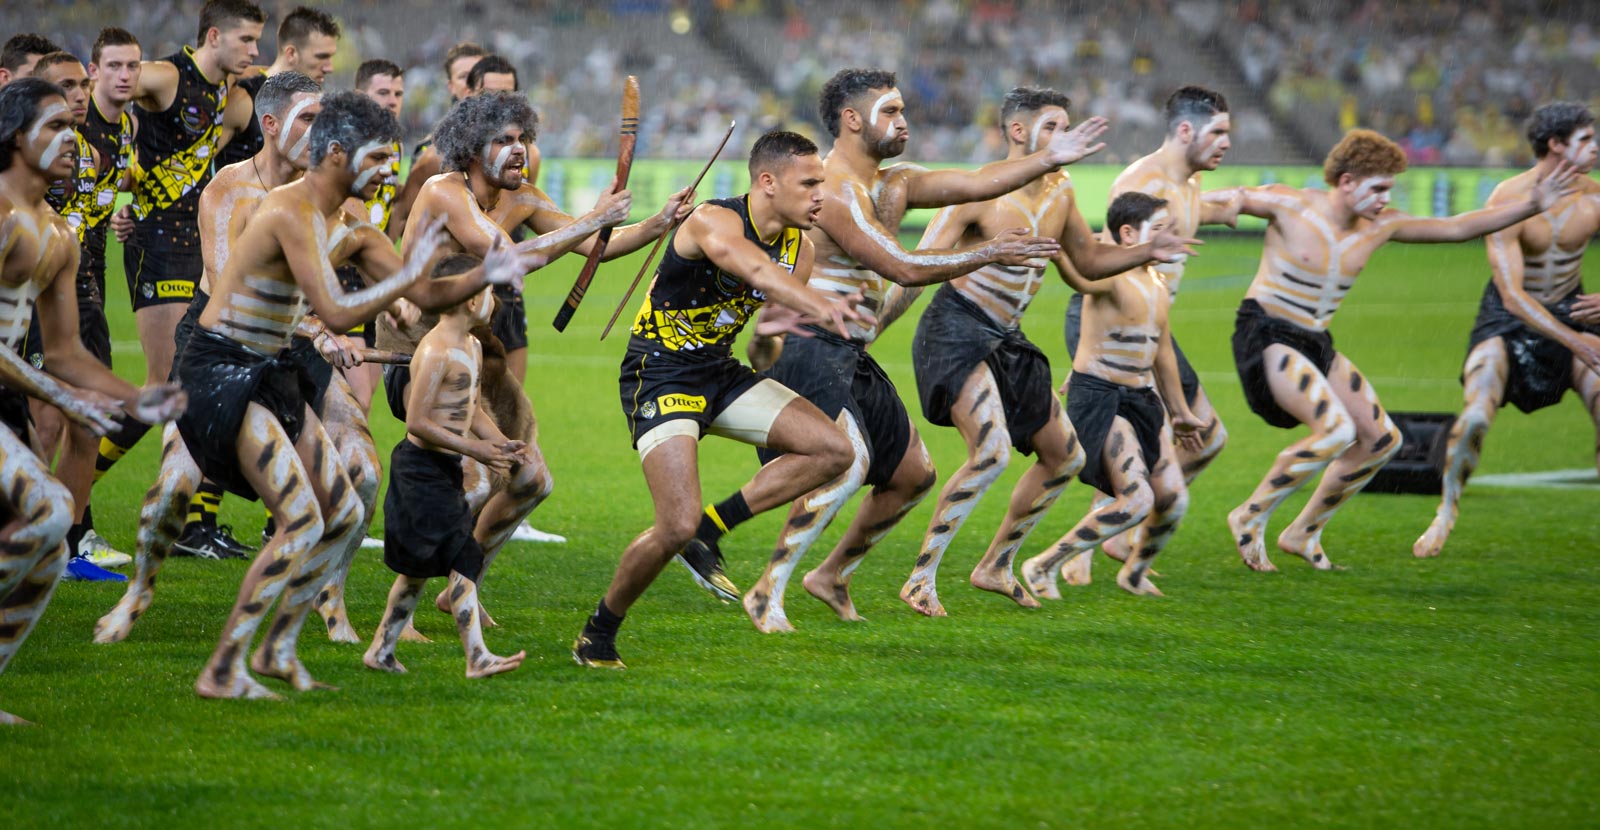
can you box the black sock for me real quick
[66,523,88,557]
[94,416,152,482]
[81,504,94,533]
[587,599,625,637]
[697,492,753,544]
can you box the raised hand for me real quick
[594,177,634,227]
[1532,159,1581,211]
[985,227,1061,268]
[1045,115,1110,166]
[1149,227,1203,264]
[130,382,187,424]
[659,185,696,225]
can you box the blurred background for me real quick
[7,0,1598,167]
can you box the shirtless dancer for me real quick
[97,0,263,561]
[389,42,486,237]
[904,87,1198,615]
[0,79,184,724]
[1022,192,1206,599]
[1211,129,1577,572]
[1415,102,1600,558]
[93,91,526,699]
[395,91,632,627]
[1058,84,1236,582]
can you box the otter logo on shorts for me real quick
[640,401,657,419]
[657,394,707,414]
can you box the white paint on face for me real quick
[28,103,74,169]
[1196,113,1230,161]
[1028,108,1066,154]
[1351,177,1386,214]
[39,128,76,171]
[1561,129,1595,166]
[277,95,319,161]
[869,91,902,132]
[347,139,393,196]
[471,286,493,324]
[483,140,514,179]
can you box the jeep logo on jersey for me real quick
[657,394,707,414]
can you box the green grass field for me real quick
[3,234,1597,829]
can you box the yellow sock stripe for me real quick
[705,505,729,534]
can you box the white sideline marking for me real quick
[1469,469,1600,490]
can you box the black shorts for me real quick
[382,363,411,423]
[383,440,484,581]
[124,240,201,311]
[285,335,335,415]
[169,289,209,382]
[335,265,377,348]
[914,286,1055,455]
[0,386,32,445]
[173,327,317,500]
[491,285,527,353]
[757,329,911,488]
[23,296,114,371]
[1067,292,1199,407]
[1065,372,1167,495]
[618,337,764,448]
[1231,299,1338,429]
[1465,281,1599,413]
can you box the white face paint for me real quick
[1195,113,1231,165]
[1351,176,1388,215]
[483,139,515,179]
[868,91,902,132]
[1561,129,1596,168]
[347,139,393,196]
[471,285,493,324]
[276,95,320,162]
[1027,109,1066,154]
[27,103,74,170]
[1136,210,1171,244]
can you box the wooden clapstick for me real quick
[552,75,640,332]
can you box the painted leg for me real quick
[448,572,525,678]
[745,412,868,633]
[438,445,552,629]
[1577,359,1600,473]
[970,402,1084,607]
[194,405,323,701]
[314,380,378,643]
[0,427,72,725]
[1277,357,1403,570]
[252,416,365,691]
[1117,429,1188,597]
[804,433,935,622]
[903,367,1014,616]
[94,424,200,644]
[364,574,424,674]
[1177,384,1228,483]
[1226,345,1356,572]
[1022,419,1153,599]
[403,457,492,644]
[1416,339,1507,558]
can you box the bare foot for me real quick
[437,589,496,628]
[1413,517,1451,558]
[1227,504,1277,572]
[92,589,152,644]
[465,649,526,679]
[399,621,432,643]
[899,576,947,617]
[1019,554,1060,601]
[1276,528,1335,571]
[1061,550,1093,586]
[1116,564,1165,597]
[1101,532,1131,563]
[194,668,283,700]
[319,602,361,644]
[802,569,864,622]
[971,565,1042,608]
[0,708,37,726]
[743,586,795,633]
[250,649,337,692]
[362,645,407,674]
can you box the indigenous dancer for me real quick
[363,252,528,679]
[1021,192,1206,599]
[573,131,871,668]
[1416,102,1600,558]
[92,92,526,700]
[1212,129,1577,571]
[0,79,185,724]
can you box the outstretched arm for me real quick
[1057,186,1199,279]
[351,222,535,315]
[510,178,634,264]
[1390,161,1579,244]
[816,181,1058,287]
[522,185,693,261]
[903,116,1110,208]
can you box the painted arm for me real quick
[816,182,1058,287]
[1391,162,1578,244]
[511,178,632,264]
[1154,325,1199,428]
[1200,187,1243,227]
[527,185,694,260]
[903,117,1111,208]
[1485,211,1600,373]
[879,202,981,329]
[390,147,442,241]
[690,207,867,338]
[1058,186,1199,279]
[352,221,534,315]
[1052,251,1113,296]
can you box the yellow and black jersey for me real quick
[214,71,266,170]
[130,46,227,250]
[629,195,800,357]
[45,129,96,240]
[69,101,133,301]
